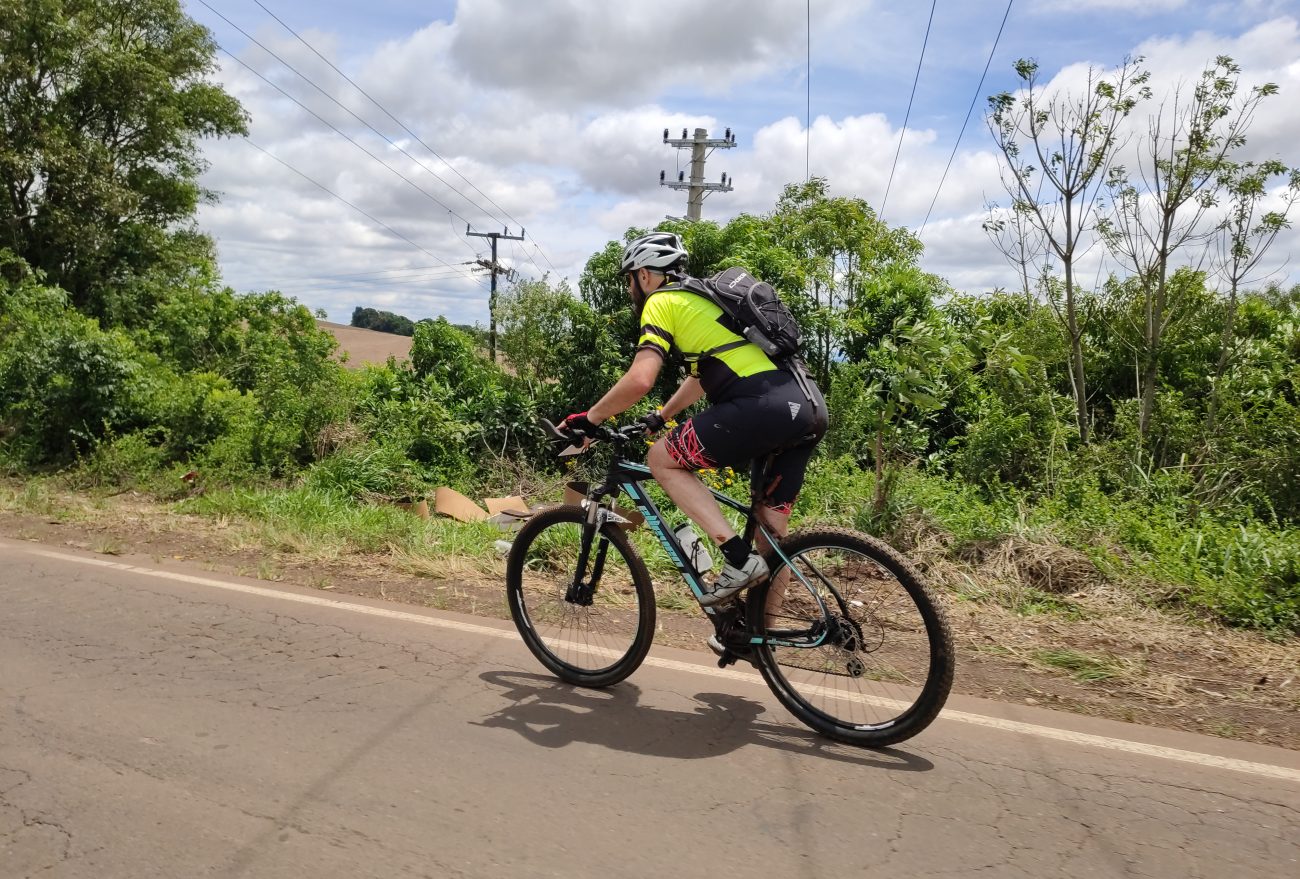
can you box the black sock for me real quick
[720,536,750,569]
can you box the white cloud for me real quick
[446,0,858,105]
[194,3,1300,326]
[1032,0,1187,12]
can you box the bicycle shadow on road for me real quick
[474,671,933,771]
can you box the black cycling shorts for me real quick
[664,370,828,514]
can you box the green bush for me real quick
[306,443,428,502]
[76,431,169,488]
[0,280,158,463]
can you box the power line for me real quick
[274,268,481,290]
[879,0,937,221]
[806,0,811,182]
[237,137,485,287]
[198,1,487,247]
[919,0,1013,235]
[271,264,478,283]
[274,273,487,296]
[214,44,483,258]
[249,0,561,278]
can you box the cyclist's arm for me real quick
[660,376,704,421]
[587,348,663,423]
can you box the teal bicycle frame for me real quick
[595,458,833,650]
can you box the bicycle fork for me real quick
[565,499,614,606]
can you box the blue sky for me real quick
[185,1,1300,324]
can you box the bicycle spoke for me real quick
[508,510,654,686]
[756,531,952,743]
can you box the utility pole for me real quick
[660,127,736,221]
[466,225,524,362]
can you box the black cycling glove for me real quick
[637,410,667,435]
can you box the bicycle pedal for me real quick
[717,653,737,669]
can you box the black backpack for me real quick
[674,267,819,410]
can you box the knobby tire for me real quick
[505,505,656,687]
[748,526,954,747]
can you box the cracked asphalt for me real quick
[1,540,1297,879]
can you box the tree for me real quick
[0,0,247,325]
[987,56,1150,442]
[981,199,1047,302]
[830,314,972,517]
[496,277,586,382]
[351,306,416,336]
[765,179,920,386]
[1100,56,1278,440]
[1204,160,1299,436]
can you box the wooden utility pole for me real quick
[467,225,524,361]
[660,127,736,220]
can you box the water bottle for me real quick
[673,523,714,574]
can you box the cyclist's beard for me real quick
[628,274,646,315]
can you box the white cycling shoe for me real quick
[697,553,768,607]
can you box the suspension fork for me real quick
[566,495,612,605]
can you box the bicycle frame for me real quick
[584,455,834,650]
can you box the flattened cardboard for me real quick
[434,487,488,522]
[484,496,530,516]
[394,498,430,519]
[486,511,530,531]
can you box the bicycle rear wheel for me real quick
[749,527,954,747]
[505,505,655,687]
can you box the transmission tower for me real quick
[660,127,736,221]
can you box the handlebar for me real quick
[538,417,649,453]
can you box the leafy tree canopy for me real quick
[351,306,416,336]
[0,0,247,326]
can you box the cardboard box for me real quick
[484,496,530,516]
[394,498,430,518]
[434,487,488,522]
[433,489,538,530]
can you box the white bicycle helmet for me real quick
[619,232,688,275]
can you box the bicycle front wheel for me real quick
[505,504,656,687]
[749,527,954,747]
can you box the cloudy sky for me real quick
[185,0,1300,325]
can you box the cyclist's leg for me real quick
[646,433,735,544]
[751,437,822,628]
[754,504,792,628]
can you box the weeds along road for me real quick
[1,537,1297,879]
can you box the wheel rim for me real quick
[514,520,646,676]
[760,544,940,732]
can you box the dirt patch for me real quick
[2,497,1296,749]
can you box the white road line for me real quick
[16,546,1300,785]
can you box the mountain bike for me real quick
[504,419,955,747]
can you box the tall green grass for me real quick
[795,456,1299,634]
[181,485,504,564]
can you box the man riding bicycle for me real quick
[559,232,828,643]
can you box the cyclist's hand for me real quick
[559,411,599,440]
[636,410,667,436]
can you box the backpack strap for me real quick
[649,278,750,360]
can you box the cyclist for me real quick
[560,232,828,640]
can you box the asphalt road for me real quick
[2,538,1297,879]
